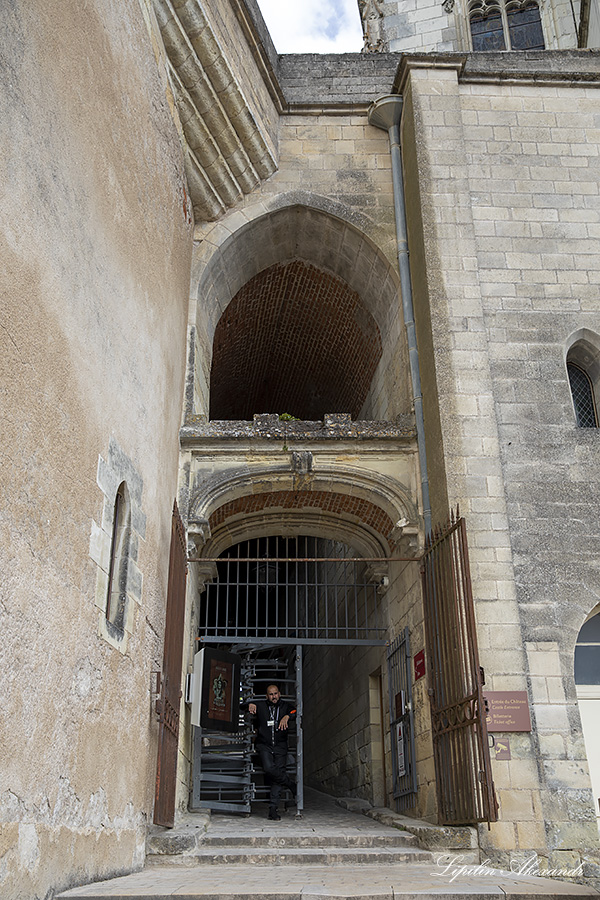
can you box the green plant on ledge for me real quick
[279,412,299,421]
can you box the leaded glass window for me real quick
[468,0,545,50]
[507,3,545,48]
[568,363,598,428]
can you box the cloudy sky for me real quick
[256,0,364,53]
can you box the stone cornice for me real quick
[394,50,600,94]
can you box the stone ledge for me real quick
[394,50,600,93]
[180,413,416,444]
[336,799,480,859]
[146,811,211,856]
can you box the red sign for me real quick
[414,649,426,681]
[484,691,531,732]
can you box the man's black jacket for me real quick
[243,699,297,746]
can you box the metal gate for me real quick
[421,510,498,825]
[198,536,387,645]
[192,535,387,814]
[387,628,417,810]
[153,501,188,827]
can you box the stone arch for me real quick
[188,464,419,562]
[189,193,409,421]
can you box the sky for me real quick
[256,0,364,53]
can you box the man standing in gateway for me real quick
[246,684,297,820]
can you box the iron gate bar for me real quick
[199,536,388,645]
[197,636,387,645]
[188,556,422,562]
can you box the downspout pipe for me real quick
[368,95,432,535]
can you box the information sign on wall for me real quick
[484,691,531,732]
[191,647,241,732]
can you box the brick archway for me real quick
[208,489,395,546]
[209,260,382,421]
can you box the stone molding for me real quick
[151,0,278,221]
[184,426,421,561]
[181,413,416,443]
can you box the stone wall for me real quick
[380,0,580,52]
[399,51,600,874]
[0,1,192,897]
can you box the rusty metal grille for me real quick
[421,511,498,826]
[199,536,386,646]
[154,501,188,827]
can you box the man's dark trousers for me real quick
[257,743,293,809]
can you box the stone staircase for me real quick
[145,822,432,868]
[57,793,600,899]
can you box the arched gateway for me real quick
[163,198,426,821]
[152,199,494,830]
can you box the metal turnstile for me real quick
[190,646,303,815]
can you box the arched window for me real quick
[566,334,600,429]
[468,0,545,50]
[568,363,598,428]
[106,481,131,635]
[575,613,600,685]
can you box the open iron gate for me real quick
[153,501,188,827]
[421,511,498,826]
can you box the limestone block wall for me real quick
[381,0,458,52]
[460,67,600,873]
[399,52,600,874]
[379,0,579,52]
[0,2,191,898]
[304,641,388,800]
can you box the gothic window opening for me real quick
[468,0,545,50]
[568,363,598,428]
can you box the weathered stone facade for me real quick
[0,2,192,897]
[1,1,600,898]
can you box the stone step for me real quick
[147,831,420,854]
[146,845,432,866]
[57,862,600,900]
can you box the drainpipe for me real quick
[368,95,431,535]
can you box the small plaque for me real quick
[414,650,426,681]
[395,691,405,719]
[396,723,406,777]
[485,691,531,732]
[494,737,511,760]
